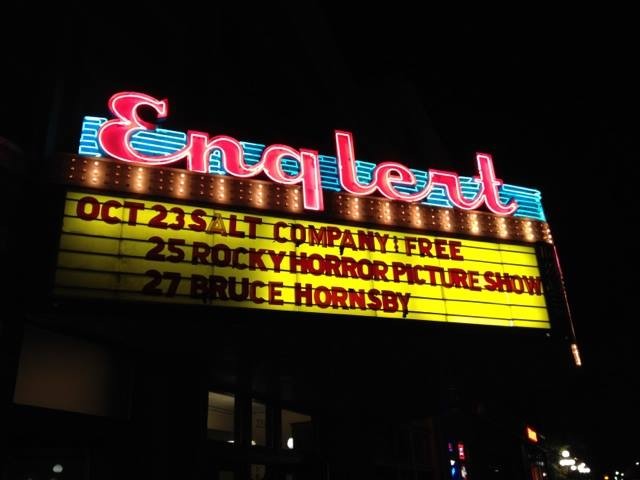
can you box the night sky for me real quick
[4,4,638,474]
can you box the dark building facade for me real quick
[1,7,580,480]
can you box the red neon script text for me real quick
[98,91,516,215]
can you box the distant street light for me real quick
[562,450,571,458]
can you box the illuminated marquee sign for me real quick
[55,191,550,329]
[78,92,546,221]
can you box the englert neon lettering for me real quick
[96,91,517,215]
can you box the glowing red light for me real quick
[97,92,517,215]
[458,442,466,461]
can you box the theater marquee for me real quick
[55,191,549,329]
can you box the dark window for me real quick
[251,400,266,446]
[207,392,235,442]
[281,409,312,451]
[250,463,266,480]
[13,326,130,418]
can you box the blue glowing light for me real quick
[78,116,546,221]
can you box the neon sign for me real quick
[55,191,550,329]
[79,92,546,220]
